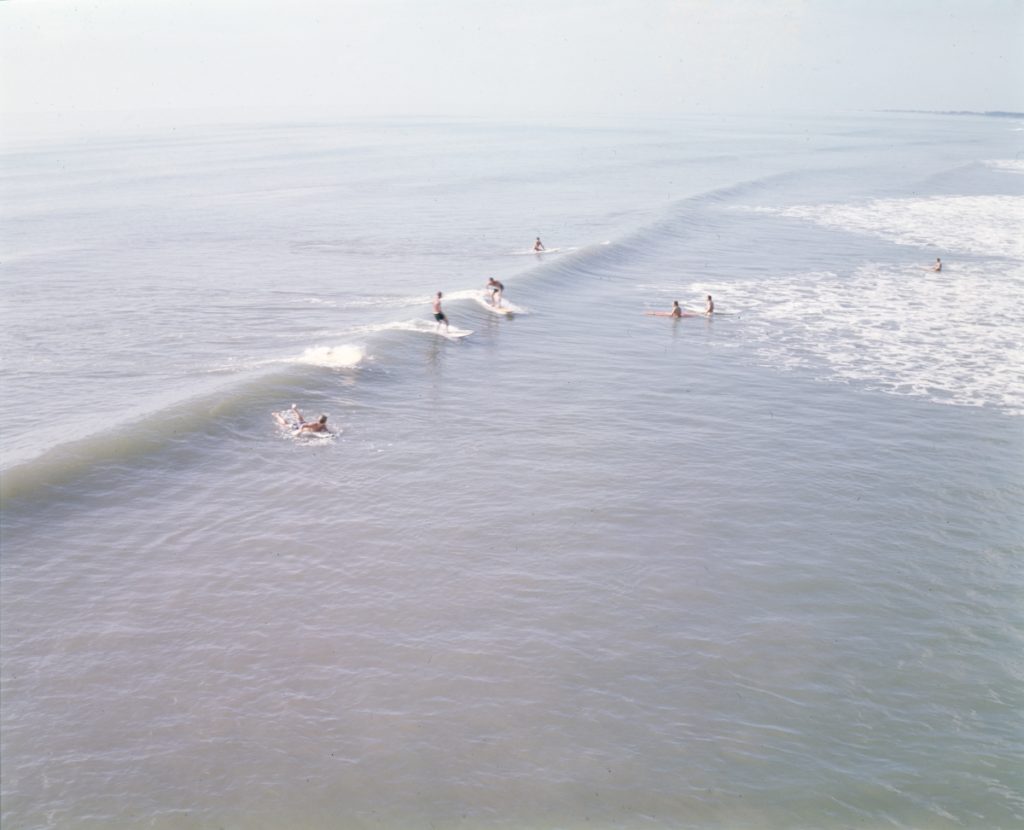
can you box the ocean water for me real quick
[1,112,1022,829]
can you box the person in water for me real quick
[274,405,329,433]
[645,300,684,317]
[533,237,545,252]
[487,277,504,307]
[433,291,450,331]
[932,258,942,272]
[704,294,714,315]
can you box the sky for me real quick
[1,0,1023,123]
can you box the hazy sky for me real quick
[2,0,1022,121]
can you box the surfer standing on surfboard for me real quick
[433,291,450,332]
[487,277,504,307]
[533,237,545,252]
[705,295,714,315]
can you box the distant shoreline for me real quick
[881,109,1024,119]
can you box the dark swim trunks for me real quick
[434,312,446,321]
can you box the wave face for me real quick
[2,114,1023,830]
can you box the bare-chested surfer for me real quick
[533,237,545,252]
[487,277,504,307]
[274,405,329,433]
[433,291,450,332]
[932,258,942,272]
[704,294,714,315]
[645,300,684,318]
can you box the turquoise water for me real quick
[2,113,1022,828]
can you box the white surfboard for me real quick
[272,411,339,440]
[475,295,518,315]
[438,327,473,339]
[512,247,562,256]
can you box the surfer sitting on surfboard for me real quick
[932,258,942,272]
[645,300,688,318]
[433,291,450,332]
[274,405,329,433]
[533,237,545,252]
[487,277,504,307]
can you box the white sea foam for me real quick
[751,195,1024,259]
[985,159,1024,173]
[353,289,483,308]
[353,319,474,338]
[508,245,583,256]
[441,288,488,301]
[294,344,365,368]
[687,263,1024,414]
[342,295,427,309]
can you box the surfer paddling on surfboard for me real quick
[433,291,450,332]
[274,404,330,433]
[533,237,545,252]
[486,277,504,307]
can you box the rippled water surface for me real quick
[2,113,1022,829]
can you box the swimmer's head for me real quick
[318,415,328,424]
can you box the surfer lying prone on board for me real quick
[274,404,330,433]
